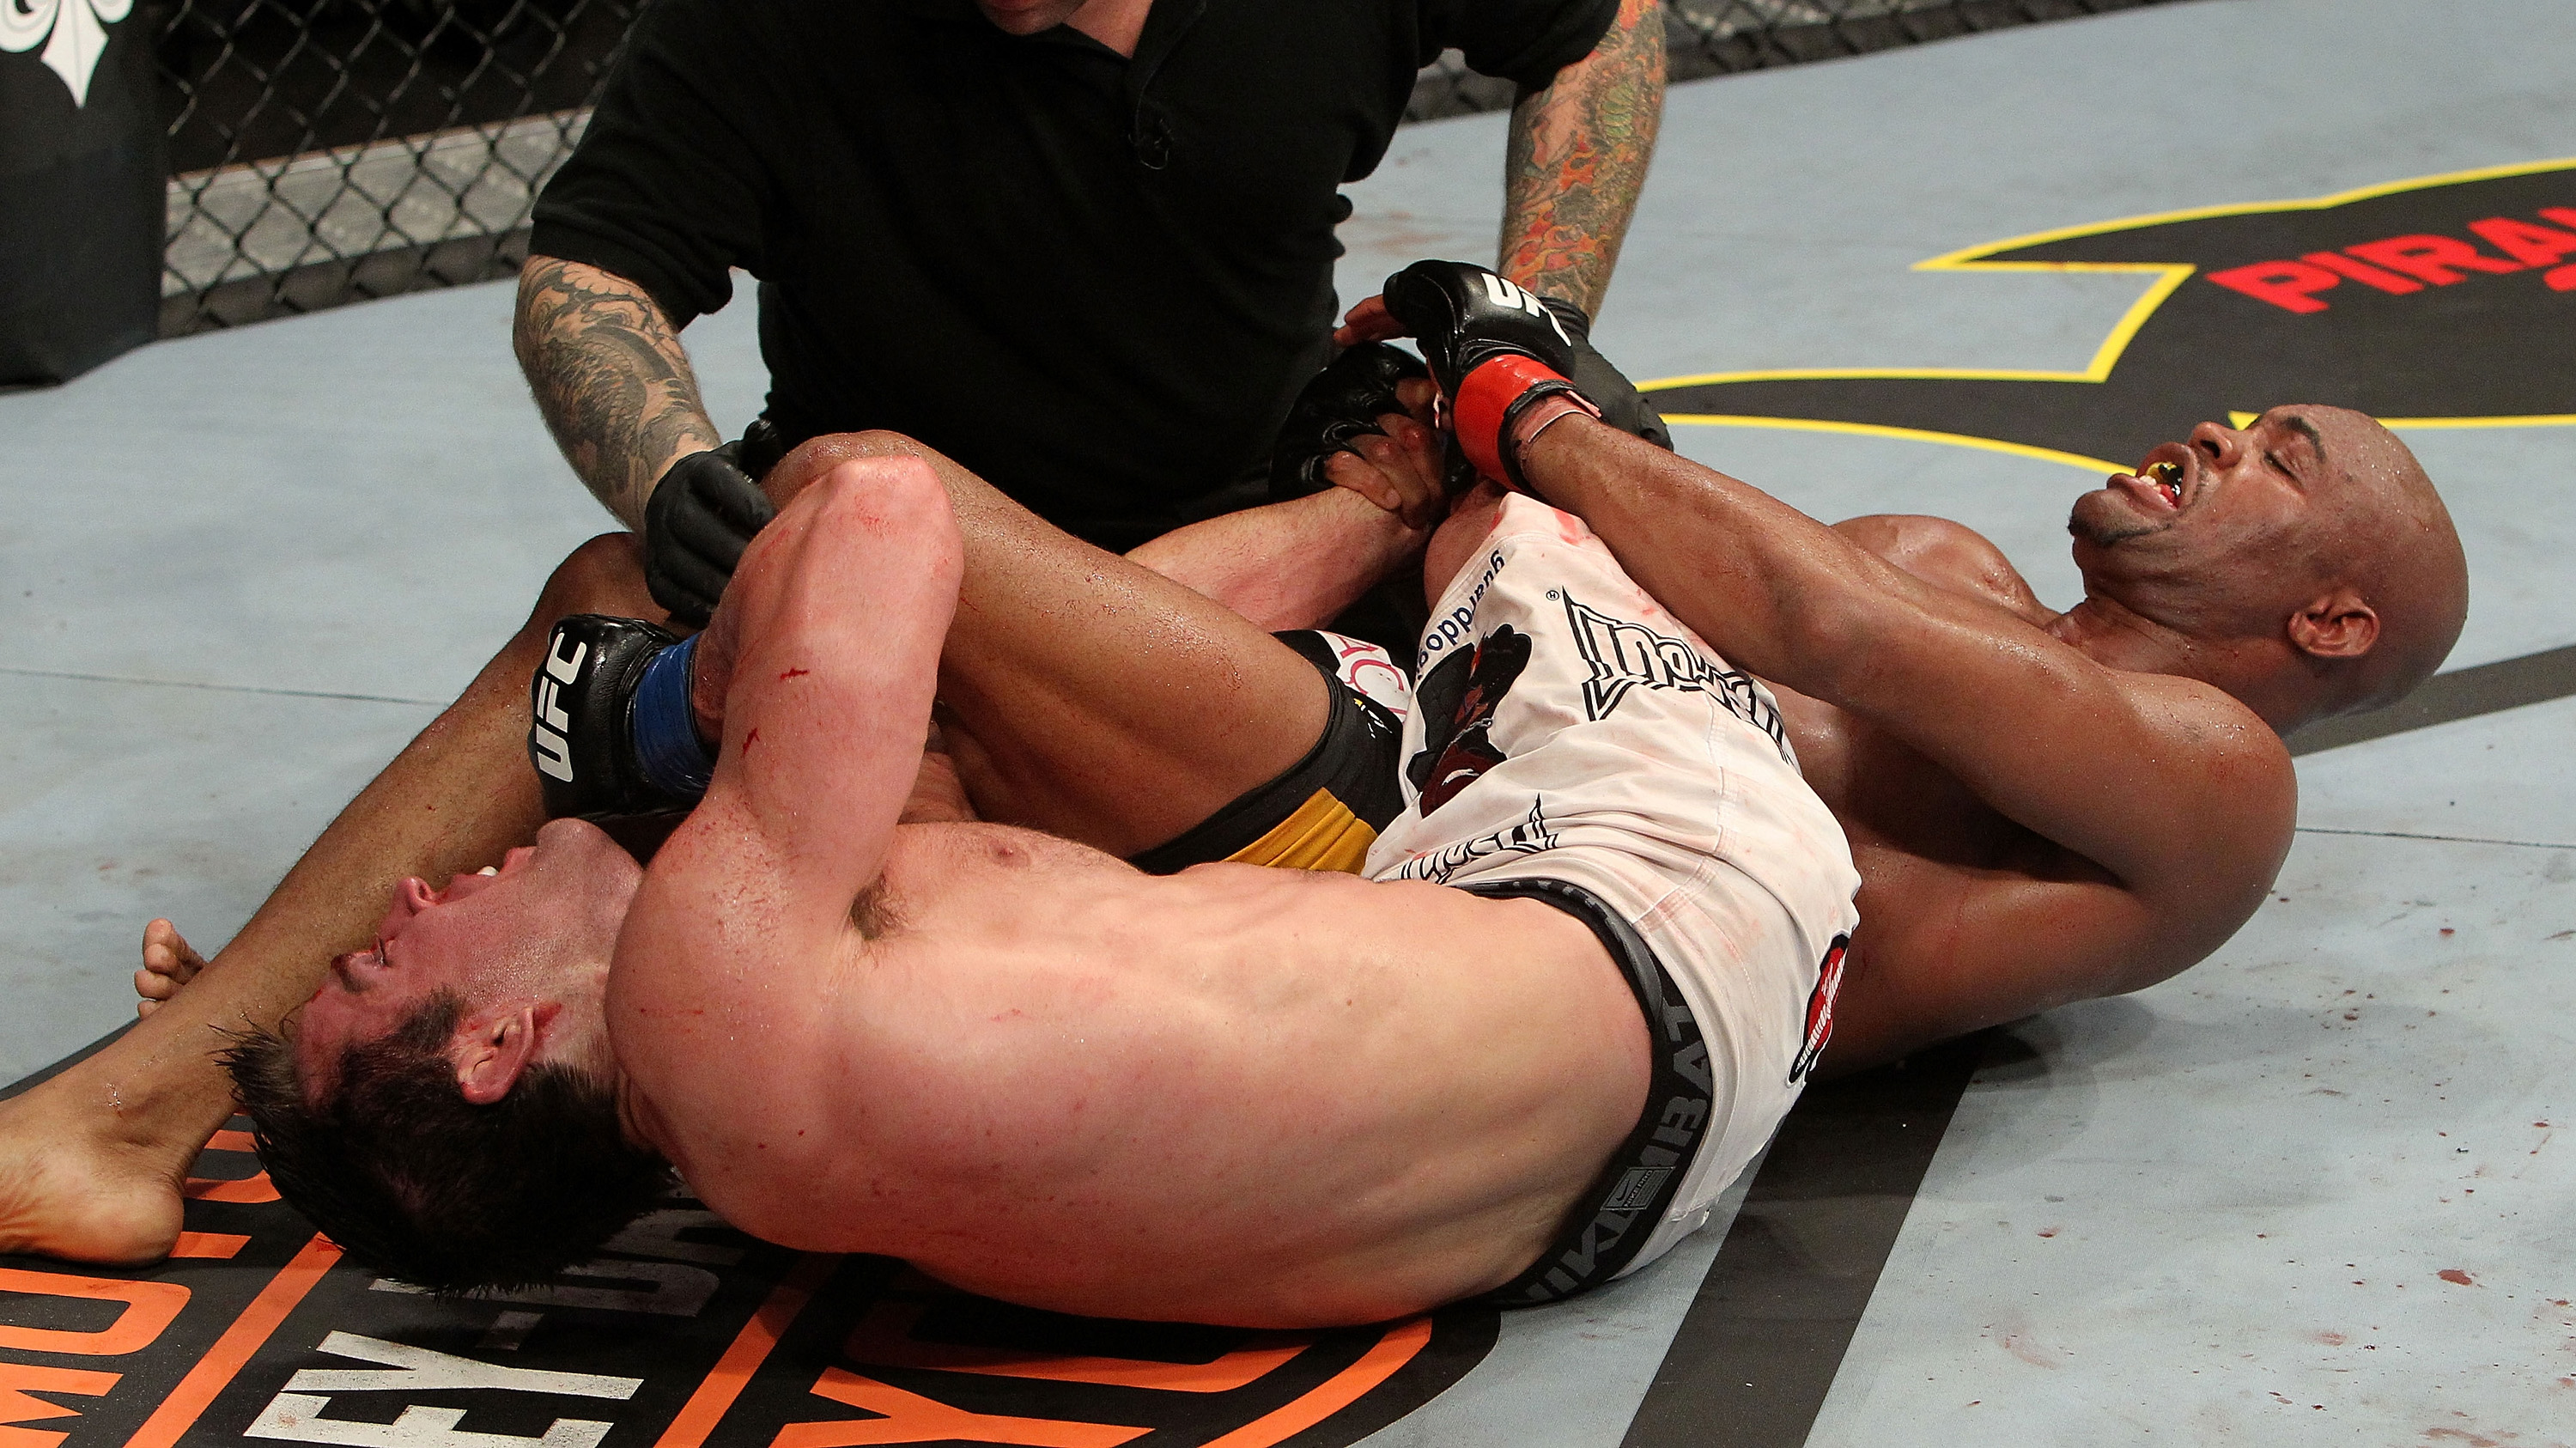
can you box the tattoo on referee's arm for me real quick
[1498,0,1667,318]
[513,256,726,532]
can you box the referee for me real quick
[516,0,1667,623]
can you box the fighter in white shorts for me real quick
[1372,485,1861,1302]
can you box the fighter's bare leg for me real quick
[756,434,1359,858]
[0,535,661,1263]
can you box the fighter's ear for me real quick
[2287,585,2380,660]
[451,1001,558,1105]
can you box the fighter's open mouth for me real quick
[2145,459,2183,507]
[2111,453,2187,510]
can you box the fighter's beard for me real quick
[2066,494,2171,548]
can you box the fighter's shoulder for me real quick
[2105,666,2299,858]
[1832,514,2049,621]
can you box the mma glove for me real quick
[528,615,717,820]
[1379,260,1603,496]
[1543,298,1673,453]
[1268,342,1474,502]
[642,418,786,628]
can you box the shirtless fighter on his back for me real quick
[228,428,1859,1325]
[0,262,2465,1309]
[230,251,2466,1321]
[1343,260,2472,1068]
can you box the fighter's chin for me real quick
[2067,489,2168,550]
[532,818,646,890]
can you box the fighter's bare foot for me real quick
[0,1073,191,1263]
[136,919,209,1018]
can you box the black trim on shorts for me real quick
[1461,877,1712,1307]
[1126,631,1406,875]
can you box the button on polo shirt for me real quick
[533,0,1617,549]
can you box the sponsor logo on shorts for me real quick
[1603,1165,1672,1212]
[1316,630,1413,721]
[1388,798,1560,884]
[1494,955,1712,1306]
[1406,624,1534,815]
[1561,594,1792,763]
[1789,933,1850,1084]
[1418,549,1509,662]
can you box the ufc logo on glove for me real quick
[1478,274,1571,344]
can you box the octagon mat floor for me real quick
[2,1,2571,1444]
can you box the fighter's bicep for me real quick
[702,458,961,900]
[1831,514,2049,620]
[1829,873,2171,1071]
[1828,599,2287,902]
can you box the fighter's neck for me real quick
[617,1071,677,1160]
[2046,595,2191,672]
[2047,597,2303,734]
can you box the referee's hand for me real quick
[643,446,777,628]
[1319,379,1450,530]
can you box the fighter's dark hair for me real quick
[222,989,671,1294]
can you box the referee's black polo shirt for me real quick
[530,0,1618,551]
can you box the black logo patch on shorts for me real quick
[1603,1165,1673,1212]
[1789,933,1851,1084]
[1561,595,1792,763]
[1406,625,1533,814]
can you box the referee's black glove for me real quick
[1541,298,1672,453]
[643,441,776,628]
[1271,343,1475,502]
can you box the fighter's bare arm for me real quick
[1497,0,1666,315]
[615,459,960,1177]
[1125,397,1449,629]
[513,255,725,530]
[1522,422,2296,1004]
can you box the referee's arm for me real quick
[1497,0,1667,318]
[513,256,726,533]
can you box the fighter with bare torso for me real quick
[1340,260,2470,1071]
[0,265,2464,1321]
[232,423,1859,1324]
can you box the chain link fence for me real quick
[155,0,633,334]
[155,0,2190,336]
[1411,0,2182,119]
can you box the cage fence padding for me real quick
[158,0,2188,334]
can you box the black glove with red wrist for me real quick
[1543,298,1671,453]
[1379,260,1602,494]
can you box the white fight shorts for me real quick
[1363,490,1862,1302]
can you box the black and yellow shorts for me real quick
[1127,630,1410,876]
